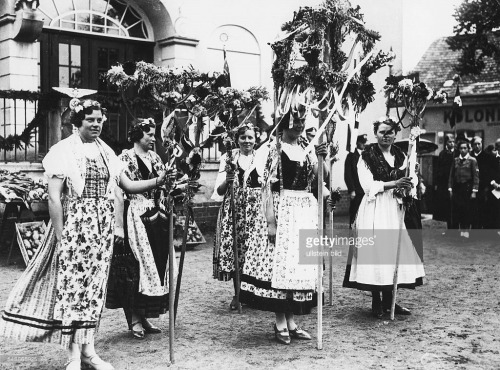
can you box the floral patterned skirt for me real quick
[213,187,265,281]
[0,197,114,349]
[240,190,320,315]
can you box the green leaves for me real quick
[447,0,500,75]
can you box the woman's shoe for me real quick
[289,327,312,340]
[130,321,145,339]
[229,296,239,311]
[80,354,114,370]
[273,324,291,345]
[383,303,411,315]
[65,358,81,370]
[142,319,162,334]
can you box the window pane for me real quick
[59,43,69,65]
[53,0,73,15]
[91,0,107,14]
[70,44,81,67]
[77,23,90,32]
[59,67,69,87]
[61,20,75,30]
[128,23,145,39]
[70,68,82,88]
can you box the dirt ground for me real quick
[0,217,499,370]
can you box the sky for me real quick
[402,0,463,73]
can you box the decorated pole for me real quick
[174,192,191,322]
[384,77,447,320]
[329,169,334,306]
[316,132,324,350]
[269,0,397,347]
[168,200,175,363]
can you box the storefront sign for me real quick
[444,107,500,126]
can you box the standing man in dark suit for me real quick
[470,137,496,231]
[448,140,479,238]
[434,134,455,232]
[344,134,367,226]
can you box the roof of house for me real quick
[412,36,500,97]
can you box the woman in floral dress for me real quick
[0,100,168,370]
[212,124,265,310]
[106,119,176,339]
[239,110,328,345]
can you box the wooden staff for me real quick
[168,199,175,363]
[174,205,190,322]
[329,157,335,306]
[317,132,324,350]
[390,137,414,320]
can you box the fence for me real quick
[0,91,49,163]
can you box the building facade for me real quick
[1,0,405,220]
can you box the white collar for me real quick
[459,153,470,160]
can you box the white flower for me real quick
[101,114,107,123]
[398,79,413,91]
[83,100,92,108]
[409,126,421,142]
[109,65,124,75]
[69,98,80,110]
[241,91,251,103]
[426,87,434,100]
[233,99,241,108]
[454,95,462,107]
[74,105,83,113]
[219,87,227,95]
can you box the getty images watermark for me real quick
[298,228,500,265]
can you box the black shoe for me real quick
[142,319,162,334]
[229,296,238,311]
[273,324,291,345]
[383,303,411,315]
[289,327,312,340]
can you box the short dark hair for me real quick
[69,100,106,127]
[457,140,469,149]
[235,124,259,142]
[373,117,400,135]
[127,118,156,143]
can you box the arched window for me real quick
[206,25,261,89]
[38,0,151,40]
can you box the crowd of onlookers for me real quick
[344,133,500,239]
[434,135,500,238]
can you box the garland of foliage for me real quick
[271,0,394,114]
[0,90,60,151]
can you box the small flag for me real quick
[223,47,231,87]
[449,84,462,128]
